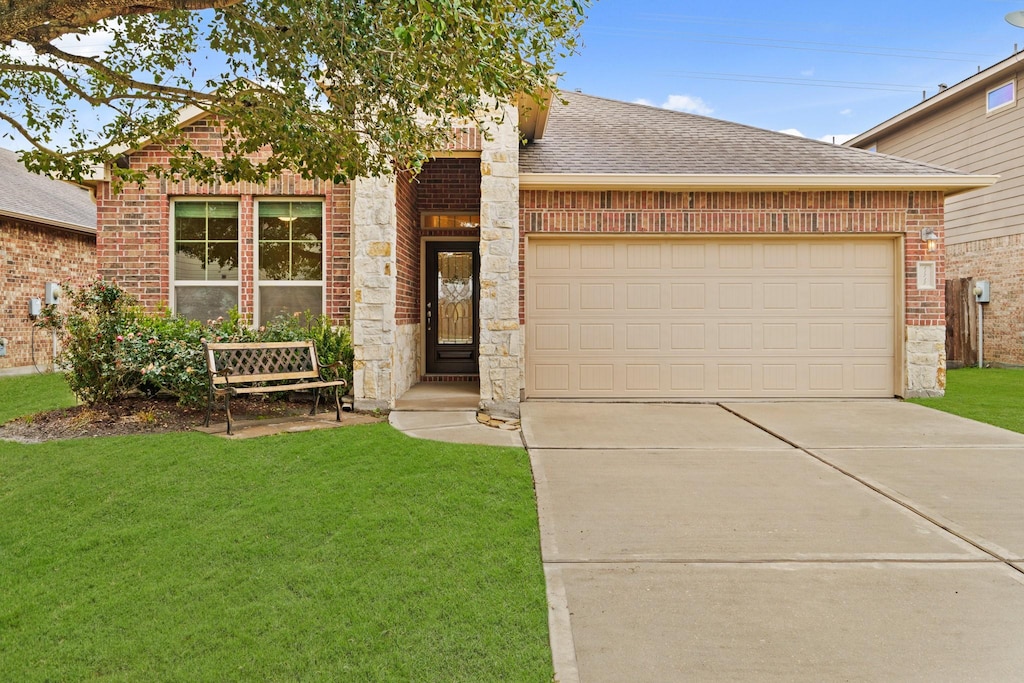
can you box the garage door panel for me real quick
[530,322,893,360]
[527,237,896,399]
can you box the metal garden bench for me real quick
[202,340,347,435]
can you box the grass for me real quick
[0,376,551,681]
[0,372,76,423]
[909,367,1024,433]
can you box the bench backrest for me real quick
[203,340,322,386]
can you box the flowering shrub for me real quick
[53,279,354,406]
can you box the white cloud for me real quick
[817,133,856,145]
[839,108,853,116]
[52,27,117,58]
[661,94,713,115]
[777,128,805,137]
[801,69,815,77]
[633,98,655,107]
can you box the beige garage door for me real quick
[526,237,896,399]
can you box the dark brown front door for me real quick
[425,242,479,374]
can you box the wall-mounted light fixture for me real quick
[920,227,939,252]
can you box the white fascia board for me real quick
[517,173,999,196]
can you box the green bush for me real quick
[51,280,354,406]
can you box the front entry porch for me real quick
[394,380,480,411]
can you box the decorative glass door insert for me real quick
[426,242,479,374]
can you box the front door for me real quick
[425,242,479,374]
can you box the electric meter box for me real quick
[974,280,991,304]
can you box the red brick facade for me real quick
[519,189,945,327]
[0,219,96,371]
[947,236,1024,365]
[396,172,420,324]
[95,119,352,324]
[417,158,482,219]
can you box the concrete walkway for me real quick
[523,401,1024,682]
[388,382,523,447]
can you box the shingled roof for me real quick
[519,91,994,194]
[0,147,96,233]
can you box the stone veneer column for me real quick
[351,175,398,411]
[905,325,946,397]
[478,102,523,418]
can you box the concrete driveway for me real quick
[521,401,1024,682]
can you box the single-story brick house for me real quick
[0,147,97,375]
[91,91,995,415]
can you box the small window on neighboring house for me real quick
[867,145,877,153]
[257,200,324,324]
[173,200,239,322]
[987,82,1015,112]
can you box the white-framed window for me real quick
[172,199,239,321]
[255,200,324,324]
[987,81,1015,113]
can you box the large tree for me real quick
[0,0,587,185]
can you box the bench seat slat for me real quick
[212,370,320,384]
[215,380,346,395]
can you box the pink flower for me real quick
[148,338,157,345]
[116,335,124,342]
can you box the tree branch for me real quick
[2,0,242,43]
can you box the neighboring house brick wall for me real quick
[95,119,352,324]
[947,236,1024,365]
[0,219,96,370]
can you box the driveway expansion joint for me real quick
[720,402,1024,574]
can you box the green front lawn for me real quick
[0,372,76,423]
[909,367,1024,434]
[0,375,551,681]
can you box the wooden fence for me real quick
[945,278,977,368]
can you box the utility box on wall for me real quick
[0,338,7,357]
[974,280,991,304]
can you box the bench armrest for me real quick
[319,362,348,386]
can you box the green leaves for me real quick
[0,0,589,186]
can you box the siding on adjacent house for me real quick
[863,70,1024,246]
[0,219,96,371]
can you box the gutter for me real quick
[517,173,999,197]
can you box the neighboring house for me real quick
[0,147,97,375]
[847,52,1024,366]
[90,91,994,415]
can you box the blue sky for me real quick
[556,0,1024,143]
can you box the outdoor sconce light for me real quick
[920,227,939,252]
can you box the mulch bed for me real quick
[0,394,355,443]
